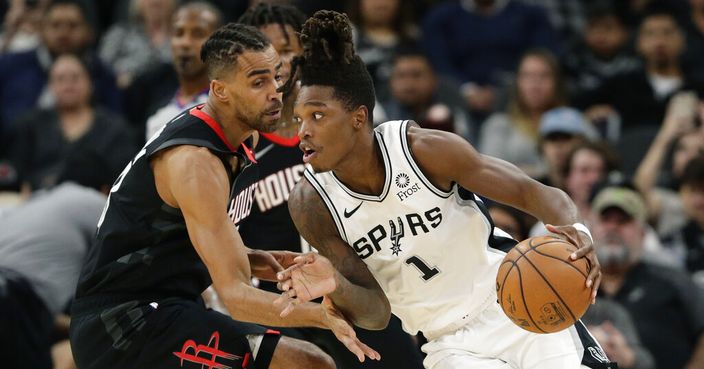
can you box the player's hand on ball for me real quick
[274,252,338,316]
[322,296,380,362]
[545,224,602,304]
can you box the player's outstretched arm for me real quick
[279,178,392,331]
[406,125,601,301]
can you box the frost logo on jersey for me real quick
[228,183,258,225]
[389,217,405,256]
[395,172,421,201]
[395,173,410,188]
[254,164,306,212]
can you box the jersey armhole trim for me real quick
[399,120,453,199]
[303,169,349,243]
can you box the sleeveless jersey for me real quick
[238,132,308,253]
[305,120,506,335]
[74,105,259,304]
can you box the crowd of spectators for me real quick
[1,0,704,369]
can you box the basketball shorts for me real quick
[70,297,280,369]
[421,299,618,369]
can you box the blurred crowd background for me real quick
[1,0,704,368]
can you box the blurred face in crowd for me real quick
[488,207,523,241]
[585,15,628,59]
[136,0,175,22]
[681,182,704,225]
[259,23,302,85]
[593,207,645,272]
[171,7,219,80]
[637,15,684,68]
[517,55,556,113]
[565,148,607,204]
[361,0,399,27]
[672,130,704,179]
[390,55,437,109]
[50,54,92,110]
[541,133,582,174]
[42,4,92,55]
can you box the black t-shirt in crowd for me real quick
[604,262,704,369]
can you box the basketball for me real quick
[496,235,592,334]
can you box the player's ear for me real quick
[210,79,228,102]
[352,105,368,129]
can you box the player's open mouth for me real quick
[265,109,281,120]
[300,143,317,163]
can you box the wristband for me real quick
[572,222,593,244]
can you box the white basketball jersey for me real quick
[304,120,507,335]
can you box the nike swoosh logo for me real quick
[254,144,276,160]
[343,202,363,218]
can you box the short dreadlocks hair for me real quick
[200,23,271,80]
[238,2,306,45]
[284,10,375,124]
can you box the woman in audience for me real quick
[479,49,567,177]
[8,53,135,193]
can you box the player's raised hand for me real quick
[322,296,381,362]
[545,223,602,304]
[273,252,337,316]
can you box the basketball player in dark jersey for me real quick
[237,4,424,369]
[69,23,378,369]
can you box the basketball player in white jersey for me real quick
[274,11,616,369]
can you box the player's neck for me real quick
[333,133,385,195]
[201,101,252,148]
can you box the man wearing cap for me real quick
[537,107,596,188]
[592,184,704,369]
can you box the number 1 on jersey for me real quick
[405,255,440,281]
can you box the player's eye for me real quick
[313,112,323,120]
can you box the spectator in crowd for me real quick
[347,0,418,101]
[0,0,49,53]
[582,299,655,369]
[536,106,596,188]
[422,0,561,118]
[0,0,121,139]
[679,0,704,81]
[577,3,704,173]
[382,46,474,142]
[563,141,619,220]
[634,91,704,237]
[592,183,704,369]
[7,53,135,192]
[99,0,175,89]
[144,1,222,139]
[0,179,108,369]
[662,155,704,288]
[479,49,566,177]
[563,1,640,102]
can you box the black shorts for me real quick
[70,297,280,369]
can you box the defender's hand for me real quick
[274,253,337,316]
[545,224,602,304]
[322,297,380,362]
